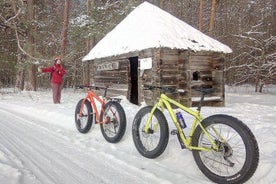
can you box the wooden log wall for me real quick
[139,48,191,107]
[189,51,226,107]
[92,58,130,97]
[89,49,226,107]
[159,48,190,107]
[138,49,157,105]
[138,49,226,107]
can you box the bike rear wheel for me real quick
[192,114,259,184]
[132,106,169,158]
[100,101,126,143]
[75,99,93,133]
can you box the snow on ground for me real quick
[0,86,276,184]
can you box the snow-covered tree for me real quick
[226,0,275,92]
[1,0,275,91]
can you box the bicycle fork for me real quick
[143,98,188,149]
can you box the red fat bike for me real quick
[75,85,126,143]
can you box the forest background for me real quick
[0,0,275,93]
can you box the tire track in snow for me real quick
[0,109,104,184]
[0,108,165,184]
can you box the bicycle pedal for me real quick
[171,129,178,135]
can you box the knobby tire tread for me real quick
[100,101,126,143]
[75,99,93,133]
[132,106,169,158]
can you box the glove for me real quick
[38,66,42,73]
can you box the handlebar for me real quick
[76,85,108,90]
[76,85,109,97]
[192,86,216,95]
[143,84,185,94]
[144,85,215,94]
[144,84,217,111]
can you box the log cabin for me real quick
[82,2,232,107]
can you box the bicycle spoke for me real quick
[139,115,161,151]
[102,105,121,138]
[103,124,117,135]
[78,108,88,128]
[198,123,246,177]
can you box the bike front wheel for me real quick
[75,99,93,133]
[132,106,169,158]
[192,114,259,184]
[100,101,126,143]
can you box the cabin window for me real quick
[192,71,200,81]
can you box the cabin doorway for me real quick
[129,57,138,105]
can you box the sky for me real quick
[0,85,275,184]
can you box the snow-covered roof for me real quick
[82,2,232,61]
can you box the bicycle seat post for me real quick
[103,87,107,97]
[197,92,206,112]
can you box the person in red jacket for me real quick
[39,57,66,104]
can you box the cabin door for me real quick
[129,57,138,105]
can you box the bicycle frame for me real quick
[79,89,107,124]
[144,93,219,151]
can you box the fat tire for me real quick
[100,101,126,143]
[132,106,169,158]
[192,114,259,184]
[75,99,93,133]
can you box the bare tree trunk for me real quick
[209,0,216,35]
[83,0,91,85]
[84,0,98,86]
[259,83,264,93]
[86,0,91,51]
[160,0,166,8]
[198,0,203,31]
[15,52,25,90]
[24,0,37,91]
[12,0,37,91]
[61,0,70,57]
[255,79,262,92]
[10,0,24,91]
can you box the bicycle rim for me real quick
[198,123,246,177]
[102,104,121,138]
[77,104,89,129]
[138,114,161,152]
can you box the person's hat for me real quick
[54,56,61,62]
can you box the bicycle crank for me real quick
[216,140,235,167]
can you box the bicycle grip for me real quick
[75,85,84,89]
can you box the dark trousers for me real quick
[51,83,62,104]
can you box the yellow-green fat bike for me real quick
[132,85,259,184]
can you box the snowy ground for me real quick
[0,86,275,184]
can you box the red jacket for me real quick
[42,64,66,84]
